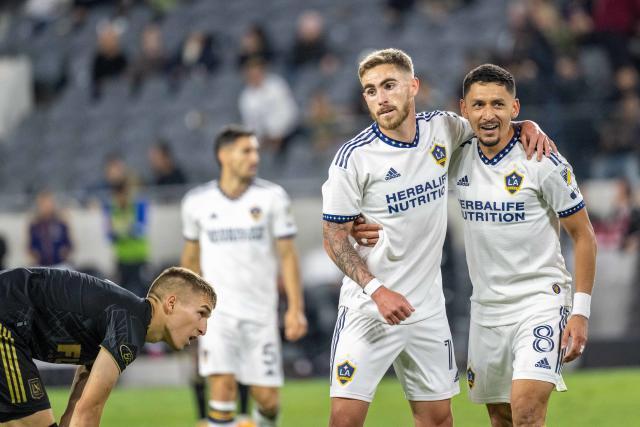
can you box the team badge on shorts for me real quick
[431,144,447,167]
[336,360,356,385]
[552,284,561,294]
[505,171,524,194]
[120,344,135,366]
[28,378,44,400]
[466,367,475,389]
[250,206,262,221]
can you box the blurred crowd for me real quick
[1,0,640,363]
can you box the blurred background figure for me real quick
[239,57,299,162]
[237,23,275,69]
[287,10,338,79]
[148,140,186,186]
[130,21,169,96]
[169,30,220,86]
[102,157,149,298]
[27,190,73,268]
[91,20,128,100]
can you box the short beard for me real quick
[372,98,411,131]
[477,137,500,147]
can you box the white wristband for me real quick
[363,278,383,296]
[572,292,591,319]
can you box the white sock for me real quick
[208,400,236,426]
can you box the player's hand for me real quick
[284,309,308,341]
[351,215,382,247]
[520,120,558,161]
[370,286,415,325]
[561,315,588,363]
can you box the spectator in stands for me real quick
[239,57,300,161]
[102,170,150,298]
[237,23,275,68]
[591,179,638,250]
[148,140,187,186]
[130,22,169,95]
[28,190,73,268]
[91,21,128,100]
[287,10,338,78]
[592,92,640,185]
[169,31,220,85]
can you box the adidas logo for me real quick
[535,357,551,370]
[385,167,401,181]
[456,175,470,186]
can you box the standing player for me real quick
[0,266,215,427]
[322,48,551,427]
[354,64,597,426]
[452,64,596,426]
[180,125,307,427]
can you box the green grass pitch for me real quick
[47,369,640,426]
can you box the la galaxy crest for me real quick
[467,367,475,389]
[336,360,356,385]
[431,144,447,167]
[561,167,572,185]
[504,170,524,194]
[250,206,262,221]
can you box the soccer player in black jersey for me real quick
[0,266,216,427]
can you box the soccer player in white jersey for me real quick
[180,125,308,427]
[450,64,596,426]
[322,48,551,427]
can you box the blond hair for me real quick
[147,267,216,308]
[358,48,414,80]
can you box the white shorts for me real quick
[329,306,460,402]
[198,311,283,387]
[467,305,570,404]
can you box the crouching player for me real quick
[0,266,215,427]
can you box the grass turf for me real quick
[47,368,640,426]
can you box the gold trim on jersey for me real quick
[0,324,27,404]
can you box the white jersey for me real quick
[449,130,585,326]
[322,111,473,323]
[181,178,297,322]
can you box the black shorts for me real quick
[0,321,51,423]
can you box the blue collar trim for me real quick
[372,118,419,148]
[476,128,520,166]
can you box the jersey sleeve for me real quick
[322,162,361,223]
[181,193,199,241]
[100,306,147,373]
[439,111,474,146]
[540,153,585,218]
[271,186,298,239]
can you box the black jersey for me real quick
[0,267,151,373]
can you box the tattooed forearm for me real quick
[323,221,375,288]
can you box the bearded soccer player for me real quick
[321,48,553,427]
[354,64,596,427]
[0,266,215,427]
[451,64,596,426]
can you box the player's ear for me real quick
[511,98,520,119]
[410,76,419,96]
[164,295,177,313]
[460,98,469,119]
